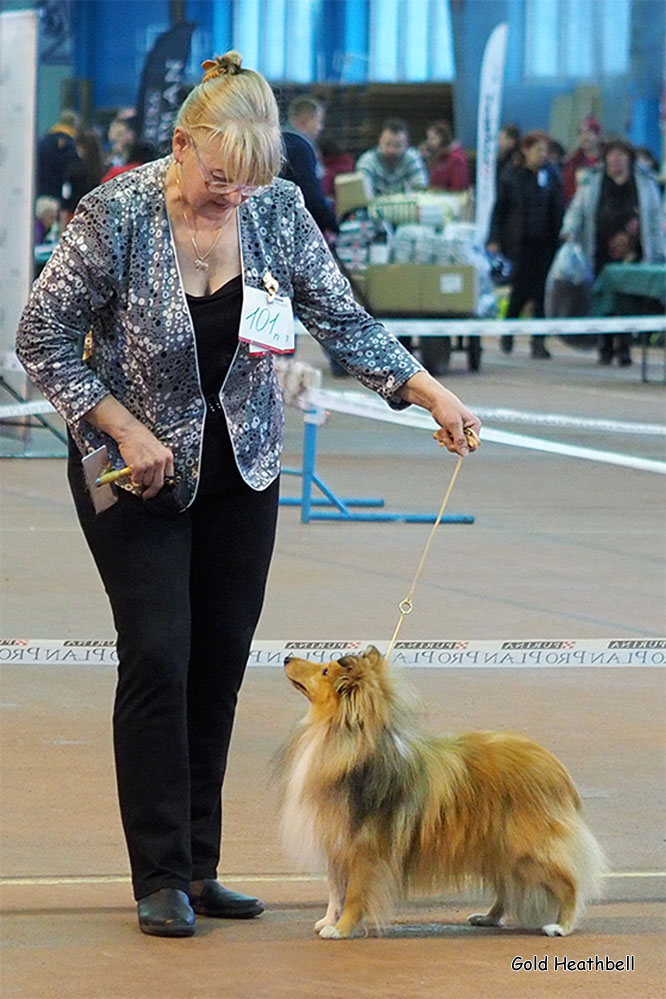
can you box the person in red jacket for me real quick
[562,115,603,204]
[421,120,469,191]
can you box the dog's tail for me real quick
[509,814,607,931]
[567,815,607,918]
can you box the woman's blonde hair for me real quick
[176,51,282,186]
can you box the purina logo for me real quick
[608,639,666,649]
[62,640,116,647]
[501,641,574,650]
[395,642,466,650]
[284,642,352,650]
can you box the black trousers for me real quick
[67,432,279,900]
[507,238,554,334]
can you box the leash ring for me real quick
[399,599,413,615]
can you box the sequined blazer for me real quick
[16,157,423,502]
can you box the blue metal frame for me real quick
[279,406,475,525]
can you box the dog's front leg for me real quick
[314,872,346,934]
[319,853,375,940]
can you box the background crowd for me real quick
[35,95,665,370]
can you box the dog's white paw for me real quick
[319,924,343,939]
[542,923,568,937]
[468,912,503,927]
[314,916,335,933]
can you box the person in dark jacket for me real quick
[488,130,564,358]
[60,130,106,221]
[281,95,341,373]
[280,95,338,236]
[37,109,80,198]
[496,124,520,186]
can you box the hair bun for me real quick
[202,51,243,82]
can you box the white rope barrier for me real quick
[466,407,665,436]
[293,317,666,338]
[305,388,666,475]
[379,316,666,337]
[0,399,55,419]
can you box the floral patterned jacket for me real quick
[16,157,422,503]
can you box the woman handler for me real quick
[16,52,480,937]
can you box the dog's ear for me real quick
[334,654,363,696]
[362,645,386,669]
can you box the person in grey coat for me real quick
[16,51,480,938]
[560,136,665,365]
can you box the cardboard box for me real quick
[348,271,367,302]
[419,265,478,314]
[366,264,421,313]
[348,264,478,316]
[334,171,371,217]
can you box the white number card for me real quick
[239,285,295,355]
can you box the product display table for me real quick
[591,262,665,383]
[591,262,665,317]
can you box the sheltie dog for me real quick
[278,646,605,939]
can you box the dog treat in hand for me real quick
[432,426,481,449]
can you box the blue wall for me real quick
[72,0,171,109]
[16,0,663,159]
[451,0,663,156]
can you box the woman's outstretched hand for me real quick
[398,371,482,457]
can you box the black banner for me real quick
[134,22,195,154]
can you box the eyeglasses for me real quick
[188,135,268,197]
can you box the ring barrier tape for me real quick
[374,316,666,337]
[458,407,665,435]
[303,388,666,475]
[0,399,56,419]
[1,637,664,668]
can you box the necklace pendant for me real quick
[194,258,209,271]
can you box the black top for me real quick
[520,167,554,239]
[595,173,642,273]
[186,274,242,396]
[186,274,243,493]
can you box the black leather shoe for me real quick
[189,880,264,918]
[137,888,195,937]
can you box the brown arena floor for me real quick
[2,337,666,997]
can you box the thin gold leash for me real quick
[385,427,480,663]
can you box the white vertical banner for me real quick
[0,9,38,386]
[474,22,508,246]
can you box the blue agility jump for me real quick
[280,405,474,525]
